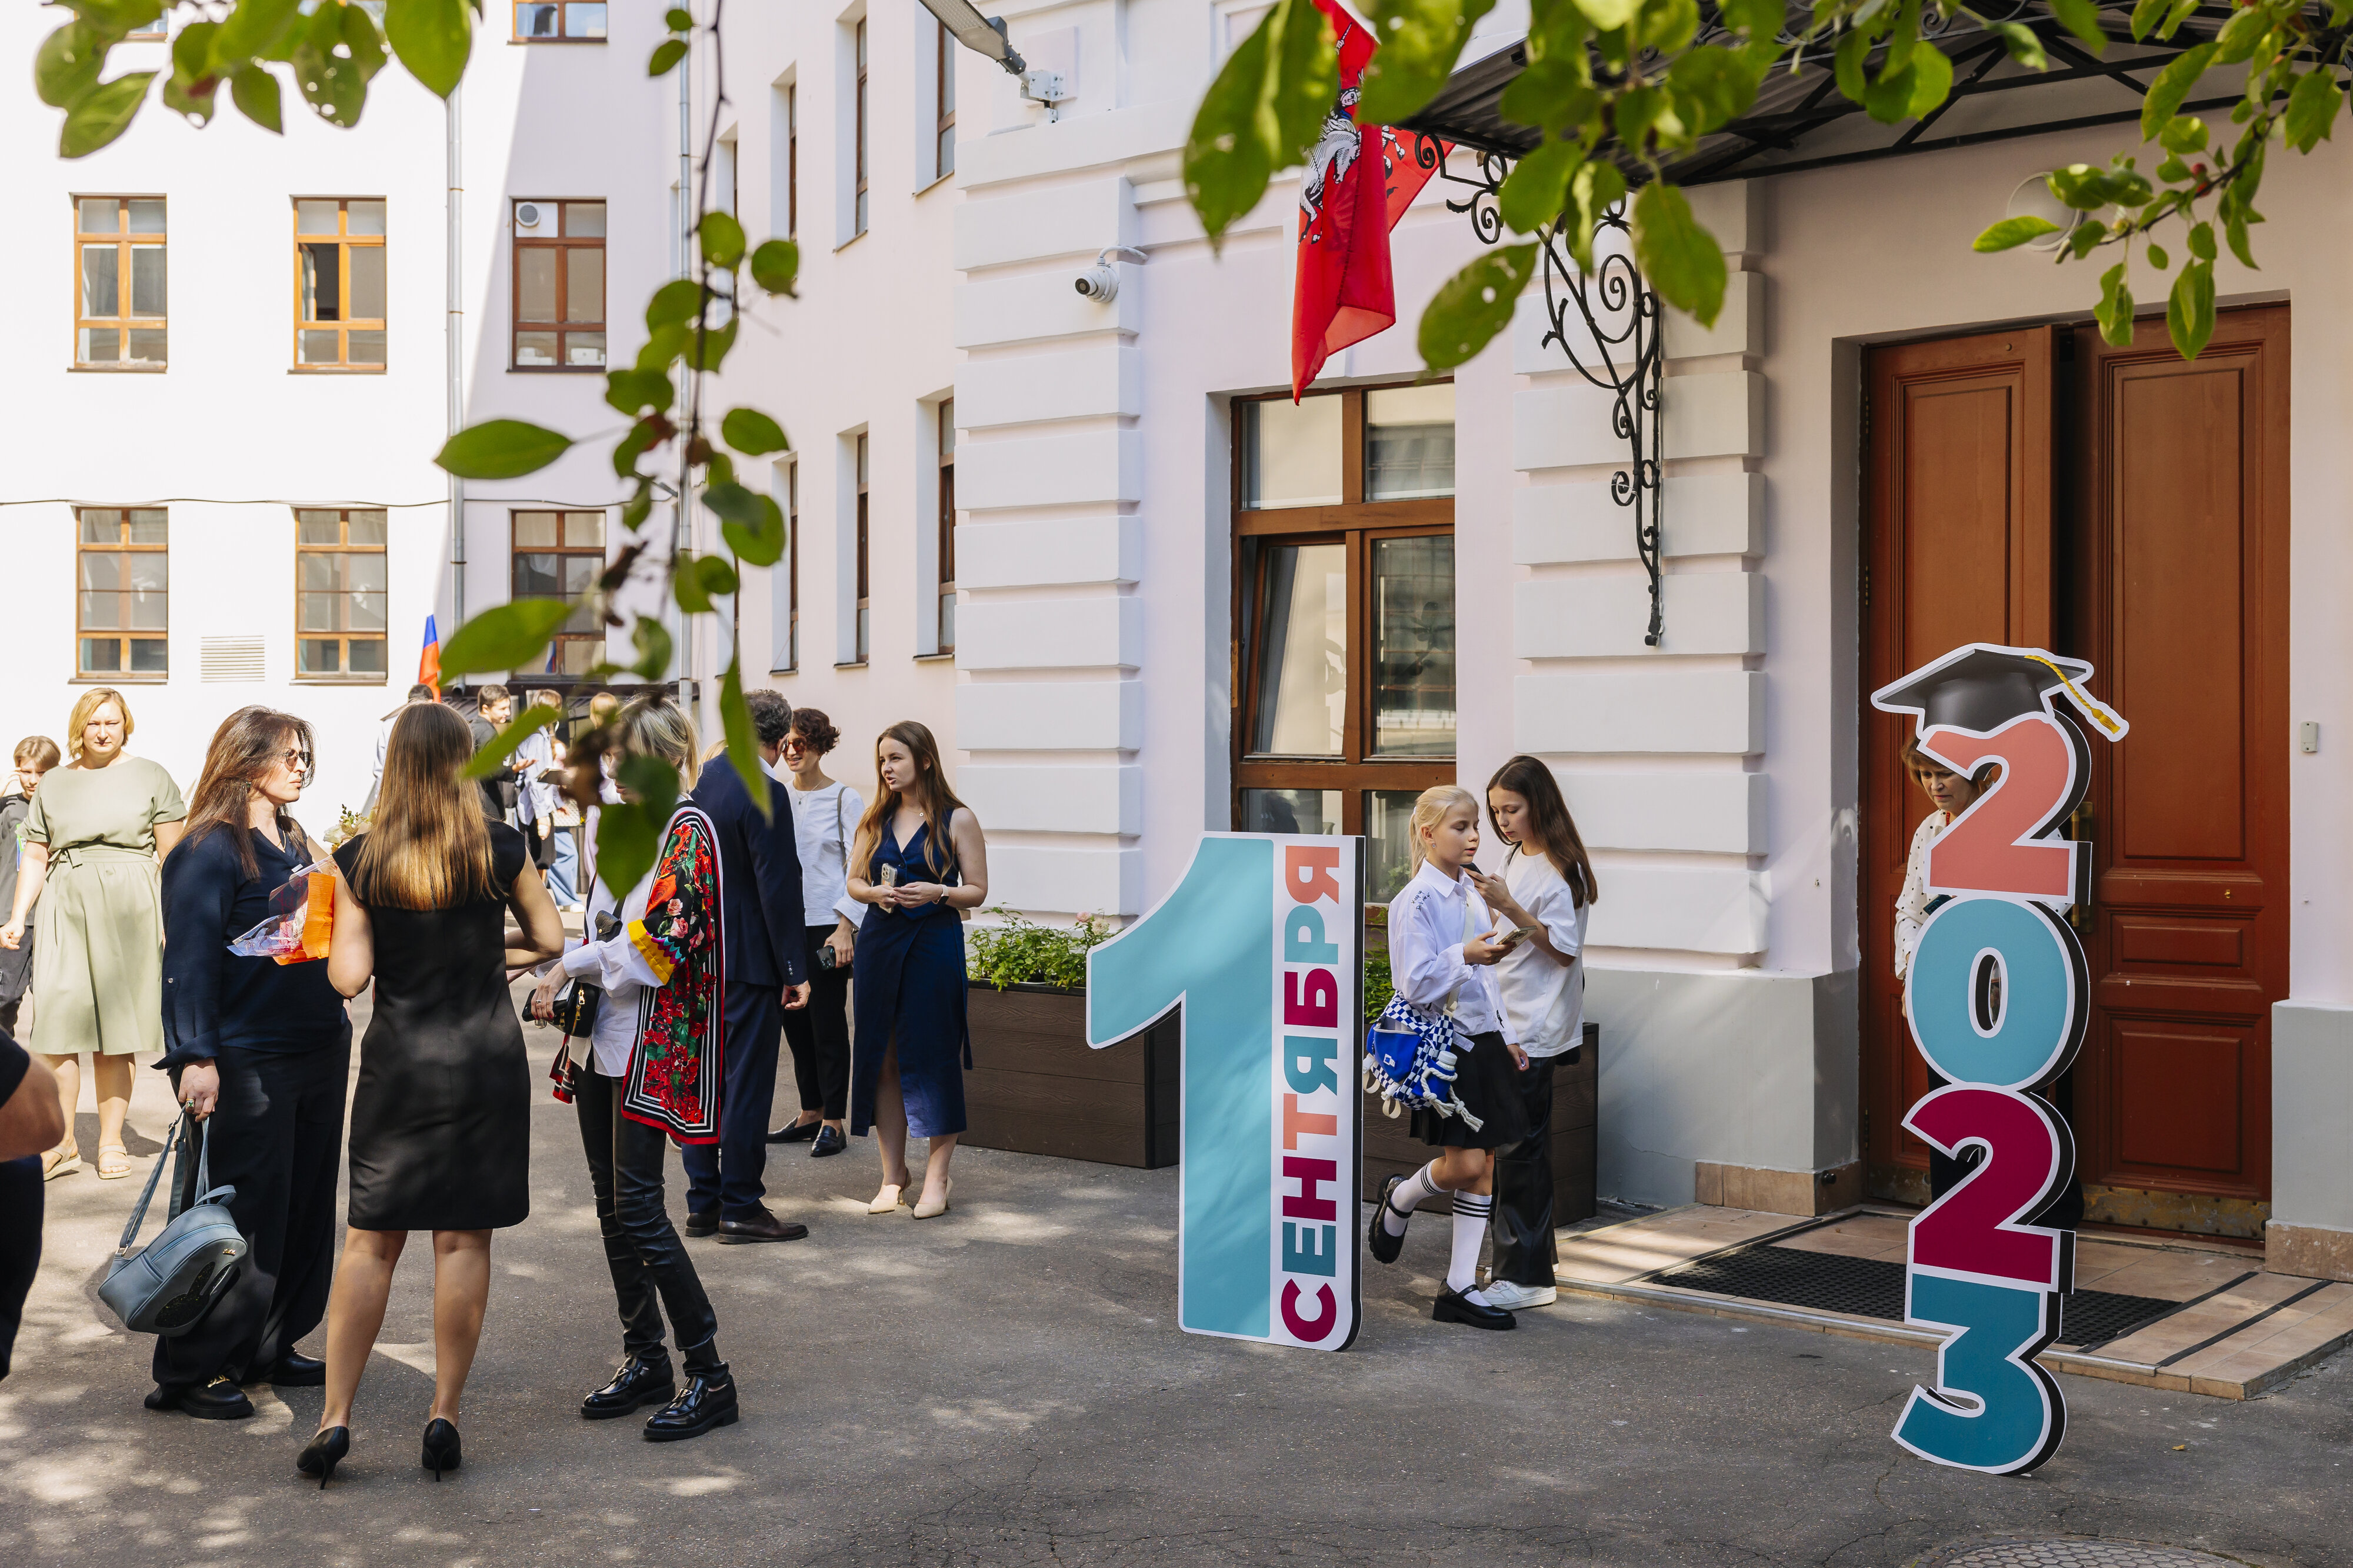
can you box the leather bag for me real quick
[98,1115,248,1337]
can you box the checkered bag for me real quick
[1361,994,1482,1130]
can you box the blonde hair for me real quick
[354,702,496,910]
[65,688,134,762]
[1407,784,1479,873]
[615,696,699,788]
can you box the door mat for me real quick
[1648,1238,2179,1349]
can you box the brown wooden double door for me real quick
[1861,308,2289,1235]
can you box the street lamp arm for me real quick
[915,0,1028,75]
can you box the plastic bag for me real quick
[226,858,336,966]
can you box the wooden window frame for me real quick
[783,464,800,671]
[294,509,391,682]
[854,18,870,237]
[934,19,956,182]
[510,199,606,372]
[72,196,166,372]
[852,433,871,663]
[292,199,388,372]
[786,84,799,239]
[75,508,169,682]
[511,1,608,42]
[1229,384,1457,850]
[510,509,608,673]
[936,399,956,653]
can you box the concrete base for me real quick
[1695,1159,1862,1217]
[2267,1218,2353,1283]
[2272,999,2353,1263]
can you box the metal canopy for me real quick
[1398,4,2279,188]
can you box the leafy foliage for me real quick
[968,910,1119,992]
[1363,944,1395,1022]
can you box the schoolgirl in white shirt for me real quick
[1465,755,1598,1312]
[1365,785,1532,1330]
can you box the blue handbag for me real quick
[97,1115,247,1338]
[1362,993,1483,1130]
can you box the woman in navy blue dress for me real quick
[845,722,989,1220]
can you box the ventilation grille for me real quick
[200,638,265,683]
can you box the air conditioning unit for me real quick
[515,202,545,231]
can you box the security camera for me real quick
[1074,246,1146,302]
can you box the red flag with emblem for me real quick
[1290,0,1447,401]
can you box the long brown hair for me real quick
[1485,754,1598,907]
[353,702,495,910]
[182,706,316,878]
[853,720,968,879]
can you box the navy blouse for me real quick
[159,824,349,1069]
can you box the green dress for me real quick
[24,757,185,1057]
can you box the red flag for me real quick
[418,613,441,698]
[1290,0,1445,401]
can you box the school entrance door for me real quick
[1859,308,2289,1236]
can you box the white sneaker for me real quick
[1480,1281,1557,1310]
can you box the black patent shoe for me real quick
[684,1209,720,1237]
[1432,1286,1517,1331]
[581,1355,676,1420]
[421,1417,462,1480]
[1367,1174,1408,1267]
[297,1426,349,1488]
[643,1371,739,1442]
[147,1375,255,1420]
[810,1124,847,1159]
[265,1351,328,1386]
[766,1119,821,1145]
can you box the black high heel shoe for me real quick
[421,1418,462,1480]
[296,1426,349,1489]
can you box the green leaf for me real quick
[646,278,704,329]
[2047,0,2107,52]
[2224,212,2258,270]
[341,1,391,82]
[1571,0,1638,29]
[718,661,772,820]
[749,238,800,295]
[1635,0,1699,55]
[2067,216,2107,259]
[622,481,655,532]
[2145,241,2169,269]
[2094,261,2134,346]
[619,753,681,818]
[684,316,739,373]
[1987,20,2047,70]
[2158,114,2208,154]
[2142,43,2217,142]
[1355,0,1498,129]
[2167,259,2215,360]
[604,368,675,416]
[2212,4,2268,65]
[436,418,573,479]
[2284,68,2342,153]
[698,209,746,269]
[1499,65,1598,136]
[1562,159,1627,273]
[1667,46,1764,136]
[291,3,372,126]
[162,72,219,124]
[697,555,739,598]
[439,600,576,680]
[1877,0,1921,76]
[704,450,736,488]
[595,799,662,898]
[665,7,694,31]
[719,406,790,456]
[1418,242,1538,370]
[384,0,469,98]
[229,62,282,132]
[2187,221,2216,262]
[612,415,668,479]
[721,495,788,567]
[631,616,673,679]
[1182,0,1338,246]
[649,36,688,76]
[61,73,155,158]
[1497,139,1582,235]
[1833,26,1872,105]
[636,322,690,372]
[2129,0,2167,40]
[37,21,105,110]
[216,0,304,62]
[462,701,564,779]
[1863,40,1949,124]
[1972,214,2062,252]
[1632,181,1726,327]
[674,555,716,614]
[2155,0,2200,39]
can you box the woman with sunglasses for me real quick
[762,699,861,1158]
[148,708,351,1420]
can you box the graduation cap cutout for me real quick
[1871,643,2129,741]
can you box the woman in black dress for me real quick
[301,702,564,1486]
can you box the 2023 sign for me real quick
[1872,644,2128,1476]
[1084,833,1366,1350]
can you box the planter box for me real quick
[962,982,1179,1169]
[1362,1021,1598,1224]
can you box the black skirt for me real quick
[1410,1029,1534,1151]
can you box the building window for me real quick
[936,399,956,652]
[786,83,799,238]
[295,509,389,679]
[74,197,166,369]
[934,19,956,182]
[1232,382,1457,902]
[294,199,387,369]
[126,14,166,38]
[512,200,605,369]
[774,463,799,672]
[854,18,869,236]
[854,433,871,663]
[76,508,168,678]
[511,510,607,673]
[514,2,606,39]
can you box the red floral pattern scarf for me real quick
[621,802,726,1142]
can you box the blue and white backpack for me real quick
[1362,888,1485,1129]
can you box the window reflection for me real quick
[1248,542,1347,756]
[1370,535,1454,757]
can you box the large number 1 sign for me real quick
[1872,643,2128,1476]
[1084,833,1365,1350]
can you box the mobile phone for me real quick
[1491,925,1540,953]
[878,865,899,888]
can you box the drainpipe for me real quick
[446,84,466,632]
[672,44,694,708]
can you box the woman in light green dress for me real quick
[0,689,186,1180]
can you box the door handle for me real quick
[2067,802,2092,930]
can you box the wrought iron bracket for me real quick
[1420,139,1666,645]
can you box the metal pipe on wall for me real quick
[446,83,466,630]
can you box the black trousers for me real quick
[782,926,852,1120]
[573,1067,716,1359]
[681,982,784,1220]
[1488,1055,1561,1289]
[154,1040,349,1390]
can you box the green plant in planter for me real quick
[1364,946,1394,1023]
[968,909,1116,992]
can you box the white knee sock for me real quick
[1447,1190,1493,1296]
[1382,1162,1446,1237]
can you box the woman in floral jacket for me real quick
[532,696,738,1444]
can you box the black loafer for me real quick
[1432,1286,1517,1331]
[146,1375,255,1420]
[582,1355,676,1420]
[1367,1174,1408,1266]
[685,1209,719,1238]
[766,1120,821,1145]
[809,1125,847,1158]
[644,1371,739,1442]
[265,1351,328,1386]
[717,1207,809,1244]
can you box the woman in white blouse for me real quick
[1364,785,1531,1331]
[1894,738,1999,1203]
[759,702,864,1158]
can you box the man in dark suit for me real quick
[466,684,521,823]
[683,705,813,1243]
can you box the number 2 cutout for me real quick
[1924,713,2089,905]
[1905,1085,2077,1295]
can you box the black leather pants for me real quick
[1488,1056,1560,1288]
[573,1067,716,1359]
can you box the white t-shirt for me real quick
[769,769,864,930]
[1492,849,1588,1058]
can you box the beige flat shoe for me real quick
[96,1144,132,1180]
[911,1179,953,1220]
[41,1145,82,1182]
[867,1184,908,1215]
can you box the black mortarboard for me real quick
[1871,643,2129,740]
